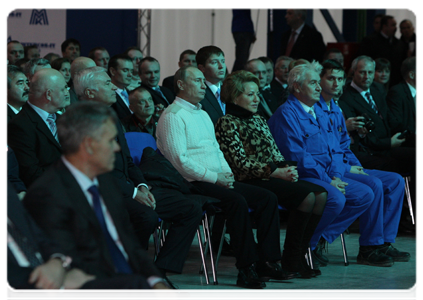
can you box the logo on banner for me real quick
[9,11,22,18]
[29,9,49,25]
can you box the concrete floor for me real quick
[160,223,416,295]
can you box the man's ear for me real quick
[109,67,116,77]
[85,88,95,99]
[197,64,205,73]
[177,79,184,91]
[45,89,53,101]
[293,82,300,93]
[409,71,415,80]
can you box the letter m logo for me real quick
[29,9,49,25]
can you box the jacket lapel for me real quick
[204,86,223,114]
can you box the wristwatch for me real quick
[51,253,72,270]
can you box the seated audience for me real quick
[374,58,391,97]
[215,70,328,278]
[21,102,169,289]
[8,68,70,187]
[271,56,293,104]
[23,58,51,83]
[7,40,24,65]
[51,58,71,84]
[122,87,158,138]
[24,45,40,59]
[157,65,297,289]
[61,38,81,63]
[7,65,29,122]
[124,46,143,90]
[268,61,396,268]
[88,46,110,68]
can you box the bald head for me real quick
[71,57,96,79]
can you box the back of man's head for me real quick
[24,58,51,81]
[71,57,96,79]
[196,46,224,67]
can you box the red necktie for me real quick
[285,31,297,56]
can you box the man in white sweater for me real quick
[156,66,298,289]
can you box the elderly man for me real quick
[121,87,157,138]
[23,58,51,83]
[73,67,204,281]
[68,56,96,104]
[108,54,134,121]
[88,46,110,68]
[7,65,29,122]
[22,102,168,289]
[8,68,70,187]
[268,61,399,267]
[7,40,24,64]
[61,38,81,63]
[316,59,409,266]
[156,65,294,289]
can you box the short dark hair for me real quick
[57,101,118,155]
[380,15,394,29]
[51,57,71,72]
[320,59,345,77]
[124,46,143,55]
[401,56,415,80]
[24,45,38,58]
[179,49,196,62]
[107,54,132,76]
[61,38,81,53]
[88,47,107,60]
[7,65,25,89]
[138,56,159,75]
[7,40,21,46]
[196,46,224,66]
[128,86,149,97]
[323,48,342,61]
[258,56,274,68]
[374,58,391,72]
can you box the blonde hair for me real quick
[221,70,260,104]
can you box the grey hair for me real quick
[7,65,25,89]
[275,56,294,67]
[23,58,50,78]
[288,60,322,93]
[73,66,107,99]
[350,55,375,72]
[57,101,118,155]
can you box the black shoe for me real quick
[301,254,321,277]
[311,248,327,267]
[256,261,300,281]
[379,243,411,262]
[357,246,394,267]
[163,276,191,299]
[237,264,266,289]
[313,237,329,265]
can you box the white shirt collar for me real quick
[275,77,288,89]
[174,96,202,110]
[27,101,51,122]
[7,103,21,114]
[61,156,99,192]
[406,82,416,98]
[205,80,221,95]
[298,100,314,114]
[350,81,371,102]
[294,22,305,35]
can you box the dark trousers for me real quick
[191,181,281,269]
[125,187,203,273]
[232,32,255,72]
[6,275,157,300]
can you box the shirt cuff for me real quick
[147,276,165,288]
[133,183,149,198]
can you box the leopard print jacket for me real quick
[215,103,286,181]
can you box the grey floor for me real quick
[155,222,416,292]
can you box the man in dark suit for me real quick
[21,103,168,289]
[139,57,174,110]
[8,68,70,187]
[108,54,134,121]
[74,67,204,278]
[162,49,197,97]
[386,56,415,147]
[280,9,326,62]
[7,65,29,123]
[271,56,293,105]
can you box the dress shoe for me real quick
[236,264,266,289]
[164,276,191,299]
[256,261,300,281]
[357,246,394,267]
[378,243,411,262]
[313,237,329,266]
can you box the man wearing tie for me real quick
[109,54,134,121]
[8,68,70,187]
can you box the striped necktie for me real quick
[47,114,59,143]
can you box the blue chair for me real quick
[124,132,157,165]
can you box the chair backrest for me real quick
[124,132,157,166]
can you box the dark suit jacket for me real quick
[23,160,162,279]
[140,83,174,107]
[8,102,62,187]
[386,81,416,136]
[7,105,17,123]
[261,88,284,113]
[199,86,224,126]
[339,83,394,154]
[111,91,132,121]
[270,79,288,105]
[162,75,176,98]
[8,180,65,289]
[280,24,326,62]
[7,147,26,193]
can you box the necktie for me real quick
[258,94,273,118]
[285,30,297,56]
[154,87,169,105]
[8,222,44,268]
[215,88,226,114]
[47,114,60,143]
[88,185,133,274]
[120,89,129,106]
[414,91,420,135]
[365,92,378,114]
[308,107,317,119]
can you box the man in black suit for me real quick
[21,103,168,289]
[280,9,326,62]
[139,57,174,111]
[271,56,293,104]
[162,49,197,97]
[8,68,70,187]
[196,45,227,125]
[108,54,134,121]
[386,56,415,147]
[74,67,204,278]
[7,65,29,123]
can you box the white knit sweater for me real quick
[156,97,232,183]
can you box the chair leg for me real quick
[154,219,164,262]
[215,220,227,269]
[340,233,349,266]
[306,247,314,269]
[203,213,218,285]
[404,176,415,225]
[196,228,210,285]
